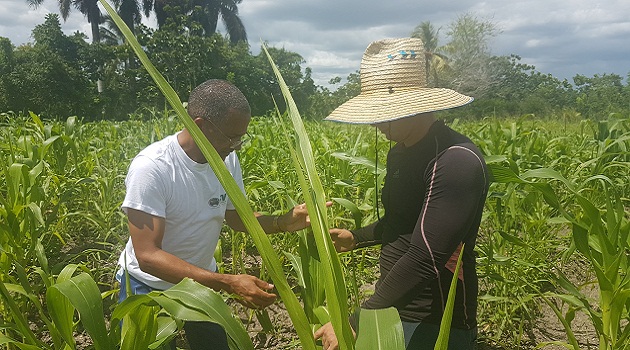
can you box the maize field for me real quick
[1,108,629,349]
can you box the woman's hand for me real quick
[329,228,356,252]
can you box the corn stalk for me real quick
[262,46,355,349]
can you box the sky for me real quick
[1,0,630,87]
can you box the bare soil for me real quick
[528,258,600,350]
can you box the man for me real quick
[116,79,314,349]
[314,38,489,350]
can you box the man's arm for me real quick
[127,208,276,308]
[224,202,332,233]
[224,210,281,233]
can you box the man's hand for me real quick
[224,274,276,309]
[314,321,357,350]
[329,228,356,252]
[277,201,333,232]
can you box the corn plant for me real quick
[2,264,256,350]
[263,46,355,349]
[488,157,630,349]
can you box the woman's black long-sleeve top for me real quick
[353,120,489,330]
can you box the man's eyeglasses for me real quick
[204,118,251,150]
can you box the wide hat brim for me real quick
[325,37,473,124]
[325,87,473,124]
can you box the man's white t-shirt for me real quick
[117,131,245,290]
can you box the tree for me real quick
[411,21,450,87]
[113,0,144,35]
[3,14,100,118]
[26,0,102,44]
[146,0,247,43]
[249,46,313,115]
[0,37,14,111]
[574,73,628,119]
[27,0,107,93]
[453,54,576,117]
[305,71,360,120]
[440,13,500,98]
[192,0,247,43]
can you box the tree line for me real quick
[0,8,628,121]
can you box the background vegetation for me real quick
[1,4,629,122]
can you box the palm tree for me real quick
[114,0,143,34]
[145,0,247,43]
[27,0,102,44]
[27,0,105,92]
[142,0,167,28]
[193,0,247,43]
[411,21,450,87]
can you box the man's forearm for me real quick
[136,248,230,291]
[225,210,287,234]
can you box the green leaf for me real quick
[0,334,43,350]
[120,304,160,350]
[264,44,354,350]
[284,251,306,288]
[255,309,276,333]
[355,308,405,349]
[153,278,254,350]
[112,294,159,323]
[539,294,581,350]
[332,197,363,229]
[521,167,575,191]
[331,152,385,174]
[434,244,465,350]
[46,284,76,348]
[46,272,111,350]
[313,305,331,325]
[7,163,27,207]
[149,316,179,349]
[0,279,43,347]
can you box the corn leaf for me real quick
[0,335,42,350]
[434,244,465,350]
[296,231,326,321]
[332,197,363,229]
[263,46,354,349]
[153,278,253,350]
[539,295,581,350]
[0,280,43,347]
[46,287,75,348]
[46,272,111,350]
[354,308,405,349]
[46,264,84,348]
[120,304,160,350]
[150,316,179,349]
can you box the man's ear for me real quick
[193,117,205,129]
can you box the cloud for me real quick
[0,1,94,45]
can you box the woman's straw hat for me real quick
[325,38,473,124]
